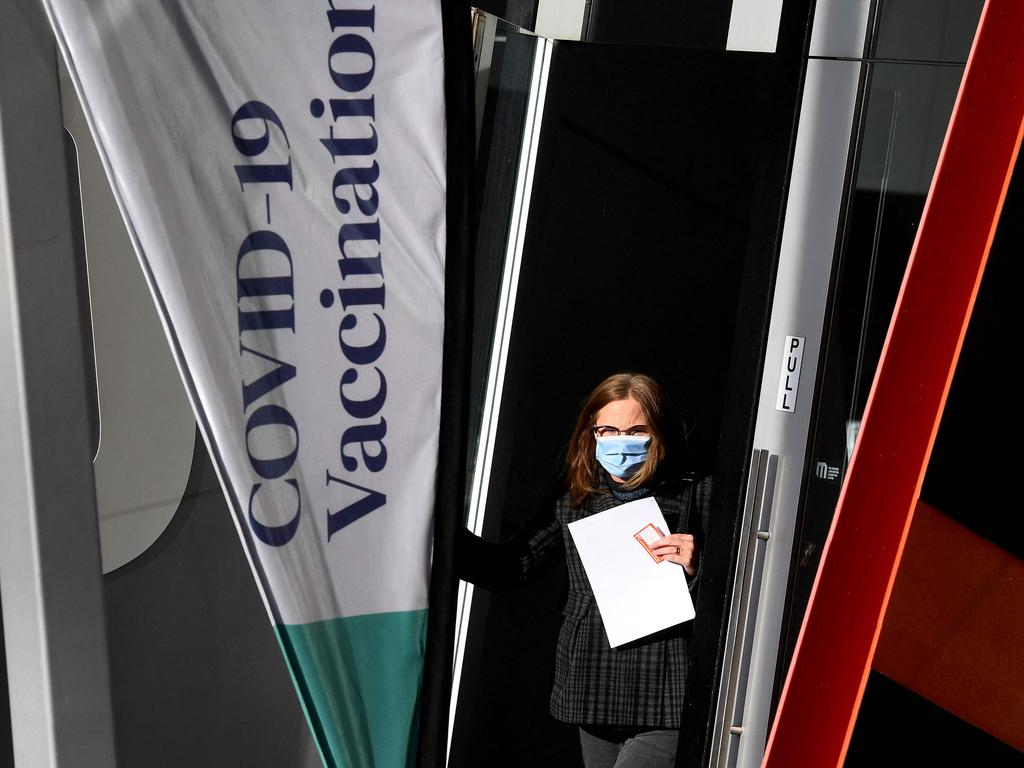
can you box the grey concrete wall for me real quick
[102,429,320,768]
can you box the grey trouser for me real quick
[578,727,679,768]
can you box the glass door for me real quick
[448,10,808,767]
[718,3,984,767]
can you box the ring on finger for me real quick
[675,546,680,556]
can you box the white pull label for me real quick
[776,335,805,413]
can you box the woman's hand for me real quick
[652,533,697,576]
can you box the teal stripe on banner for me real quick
[276,610,428,768]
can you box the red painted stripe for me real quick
[762,2,1024,766]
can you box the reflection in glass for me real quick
[776,58,970,710]
[871,0,984,64]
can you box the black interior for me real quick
[450,37,800,768]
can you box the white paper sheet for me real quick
[568,497,695,647]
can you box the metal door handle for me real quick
[719,449,779,767]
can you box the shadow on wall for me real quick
[103,428,320,767]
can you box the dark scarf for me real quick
[600,468,652,503]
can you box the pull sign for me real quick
[776,335,805,413]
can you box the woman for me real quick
[459,372,713,768]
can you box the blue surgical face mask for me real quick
[595,435,651,479]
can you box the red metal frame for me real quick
[762,2,1024,765]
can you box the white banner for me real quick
[42,2,447,765]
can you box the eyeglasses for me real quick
[592,424,651,438]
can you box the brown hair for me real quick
[566,372,668,508]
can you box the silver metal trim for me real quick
[809,0,874,59]
[730,456,779,730]
[732,537,768,725]
[758,454,780,533]
[712,448,767,767]
[715,451,780,767]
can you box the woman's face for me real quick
[593,397,648,437]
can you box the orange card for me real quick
[634,523,666,563]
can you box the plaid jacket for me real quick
[518,474,713,727]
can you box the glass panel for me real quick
[775,57,971,709]
[922,159,1024,559]
[465,18,541,474]
[848,104,1024,766]
[872,0,984,64]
